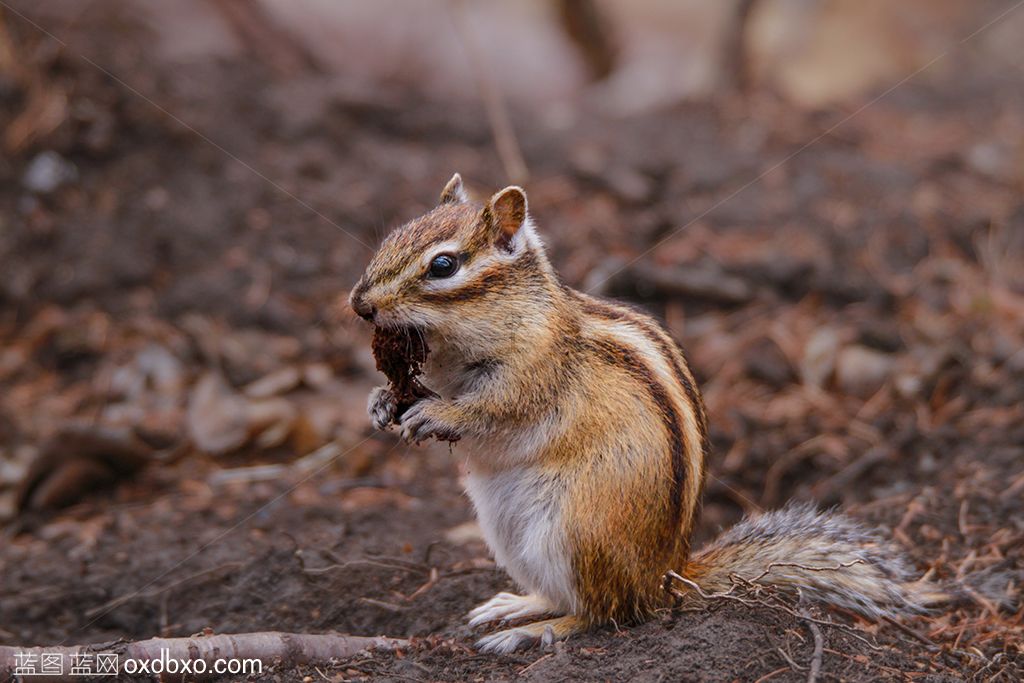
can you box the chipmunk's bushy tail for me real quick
[682,503,946,619]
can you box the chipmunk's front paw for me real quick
[399,398,459,443]
[368,386,397,430]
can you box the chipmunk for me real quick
[349,174,942,653]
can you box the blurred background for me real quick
[0,1,1022,680]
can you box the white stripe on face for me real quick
[419,237,524,294]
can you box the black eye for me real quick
[428,253,459,279]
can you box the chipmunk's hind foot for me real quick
[467,592,554,627]
[475,615,585,654]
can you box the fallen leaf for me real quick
[16,423,152,512]
[187,372,250,454]
[244,366,302,399]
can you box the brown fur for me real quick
[351,175,939,653]
[360,203,480,284]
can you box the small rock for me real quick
[22,151,78,194]
[965,142,1016,182]
[836,346,896,397]
[444,520,485,545]
[800,328,841,388]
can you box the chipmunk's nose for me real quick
[350,290,377,321]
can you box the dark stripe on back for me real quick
[568,289,708,448]
[588,336,689,535]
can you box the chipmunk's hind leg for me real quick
[476,615,585,654]
[467,592,554,627]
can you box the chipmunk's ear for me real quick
[482,186,527,252]
[439,173,468,205]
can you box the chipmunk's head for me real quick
[350,174,554,341]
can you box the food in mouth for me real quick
[370,326,459,442]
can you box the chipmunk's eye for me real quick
[428,253,459,279]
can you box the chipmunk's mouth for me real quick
[365,312,411,332]
[369,324,452,430]
[366,303,433,334]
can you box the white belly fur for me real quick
[463,467,577,613]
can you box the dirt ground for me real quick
[0,1,1022,681]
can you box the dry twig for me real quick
[447,0,529,184]
[799,608,824,683]
[555,0,618,80]
[663,570,883,651]
[208,0,323,77]
[0,632,406,682]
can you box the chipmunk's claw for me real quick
[399,398,456,443]
[368,386,397,430]
[468,593,553,627]
[475,626,539,654]
[475,615,582,654]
